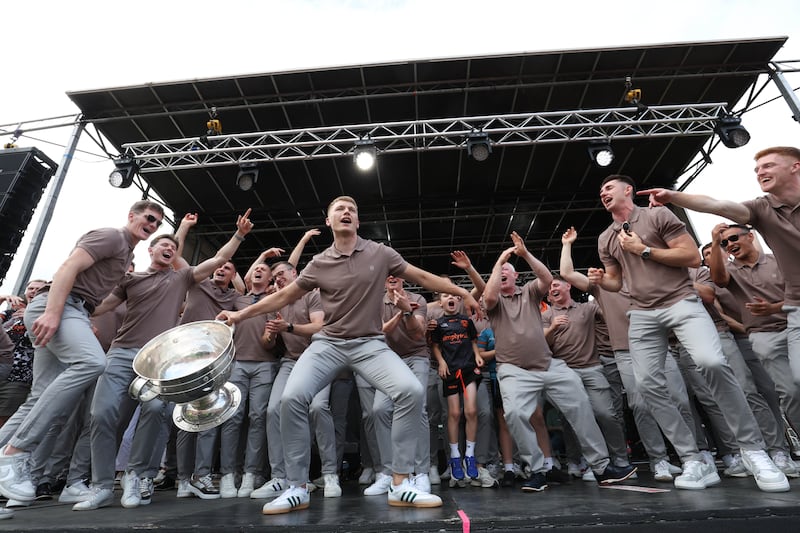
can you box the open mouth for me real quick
[446,300,457,310]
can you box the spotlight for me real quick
[236,162,259,191]
[466,131,492,162]
[715,114,750,149]
[588,141,615,167]
[353,139,377,171]
[109,156,138,188]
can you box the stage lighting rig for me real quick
[236,162,259,191]
[109,156,139,188]
[353,139,377,171]
[588,141,615,167]
[715,113,750,148]
[466,131,492,161]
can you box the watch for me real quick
[286,323,294,333]
[641,246,652,259]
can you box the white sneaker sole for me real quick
[674,472,721,490]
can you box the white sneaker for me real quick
[59,481,92,503]
[120,470,141,508]
[652,459,673,482]
[5,498,30,508]
[250,477,287,499]
[0,507,12,520]
[237,473,256,498]
[412,473,431,493]
[176,479,192,498]
[439,465,451,480]
[674,460,721,490]
[139,477,153,506]
[741,449,790,492]
[188,474,220,499]
[428,466,441,485]
[700,450,716,468]
[771,450,800,478]
[388,478,442,508]
[358,467,375,485]
[72,486,114,511]
[219,473,237,498]
[471,466,498,488]
[323,474,342,498]
[667,462,683,475]
[0,450,35,502]
[363,472,393,495]
[582,469,596,482]
[261,485,310,515]
[723,454,749,477]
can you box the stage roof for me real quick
[67,37,787,281]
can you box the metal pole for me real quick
[13,121,85,295]
[768,65,800,123]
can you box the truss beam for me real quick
[122,103,731,173]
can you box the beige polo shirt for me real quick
[487,282,552,372]
[233,293,278,363]
[689,267,728,332]
[382,291,429,358]
[180,277,240,324]
[723,253,787,333]
[295,237,407,338]
[70,227,136,309]
[598,205,696,310]
[278,290,323,361]
[542,300,602,368]
[743,195,800,305]
[590,285,633,352]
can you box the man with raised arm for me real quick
[483,231,636,493]
[217,195,480,515]
[590,174,787,492]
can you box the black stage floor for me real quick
[2,468,799,532]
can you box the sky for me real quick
[1,0,799,296]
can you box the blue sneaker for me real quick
[464,456,479,479]
[448,457,466,487]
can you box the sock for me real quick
[450,443,461,459]
[465,440,476,457]
[543,457,553,470]
[504,463,514,472]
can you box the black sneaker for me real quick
[155,475,176,491]
[544,467,572,484]
[140,477,154,505]
[520,472,547,492]
[595,463,637,485]
[35,482,53,500]
[501,471,515,488]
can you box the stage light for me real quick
[588,141,614,167]
[109,156,138,188]
[715,114,750,148]
[466,131,491,161]
[353,139,377,171]
[236,162,259,191]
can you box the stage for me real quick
[2,465,799,532]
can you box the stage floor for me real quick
[2,466,799,532]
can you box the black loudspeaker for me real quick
[0,147,58,284]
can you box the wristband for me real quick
[233,233,245,242]
[286,323,294,333]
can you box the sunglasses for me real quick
[144,214,163,228]
[719,232,749,248]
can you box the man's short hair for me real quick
[271,260,295,272]
[130,200,165,217]
[754,146,800,161]
[149,234,179,248]
[327,195,358,215]
[725,224,751,233]
[600,174,637,191]
[701,242,713,254]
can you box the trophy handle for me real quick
[129,376,159,402]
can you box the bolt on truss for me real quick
[123,102,731,173]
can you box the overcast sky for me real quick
[1,0,799,295]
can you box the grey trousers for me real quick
[476,378,499,465]
[427,364,446,468]
[0,294,106,452]
[613,349,693,465]
[176,428,217,479]
[785,305,800,386]
[219,360,277,475]
[367,355,431,474]
[750,328,800,431]
[267,357,338,480]
[280,335,423,486]
[599,355,624,426]
[572,365,629,463]
[629,297,766,462]
[735,336,785,436]
[90,347,167,489]
[498,359,610,475]
[355,377,381,471]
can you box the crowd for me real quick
[0,145,798,520]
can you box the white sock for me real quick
[504,463,514,472]
[450,443,461,459]
[543,457,553,470]
[465,441,476,457]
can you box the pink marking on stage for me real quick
[457,509,471,533]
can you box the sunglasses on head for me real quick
[719,232,748,248]
[144,214,163,227]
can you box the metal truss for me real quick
[123,102,731,173]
